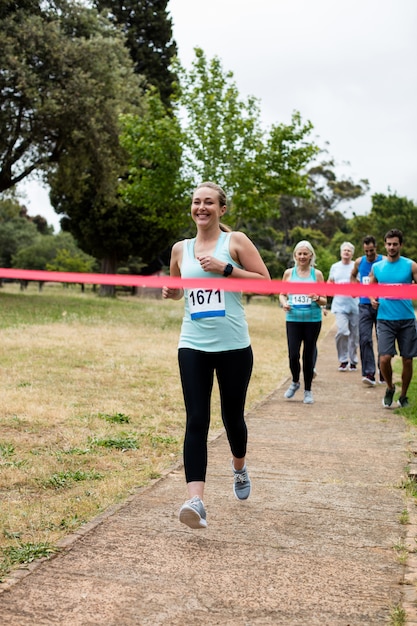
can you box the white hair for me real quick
[293,240,316,266]
[340,241,355,254]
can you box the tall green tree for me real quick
[274,160,369,247]
[357,193,417,260]
[177,49,318,226]
[93,0,177,108]
[0,0,142,195]
[177,49,266,222]
[42,2,151,290]
[118,89,188,262]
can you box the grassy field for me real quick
[0,281,334,578]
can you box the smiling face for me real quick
[191,186,226,228]
[295,246,313,268]
[363,242,377,262]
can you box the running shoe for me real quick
[362,374,376,387]
[398,396,409,408]
[179,496,207,529]
[349,363,357,371]
[284,381,300,398]
[382,386,396,409]
[303,390,314,404]
[338,362,349,371]
[231,461,251,500]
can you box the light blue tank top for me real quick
[286,267,322,323]
[373,256,416,320]
[178,232,250,351]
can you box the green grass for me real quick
[1,543,57,580]
[396,359,417,423]
[1,282,321,582]
[40,470,104,490]
[389,603,406,626]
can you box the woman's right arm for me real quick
[162,241,184,300]
[279,269,291,311]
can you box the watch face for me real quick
[224,263,233,276]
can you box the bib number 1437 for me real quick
[188,288,226,319]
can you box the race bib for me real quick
[362,276,371,285]
[291,294,312,308]
[188,288,226,319]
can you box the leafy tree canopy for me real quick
[0,0,142,194]
[12,231,95,272]
[93,0,177,108]
[176,49,319,227]
[0,197,40,266]
[119,89,189,259]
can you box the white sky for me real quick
[19,0,417,231]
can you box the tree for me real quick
[118,89,188,261]
[93,0,177,108]
[0,197,40,267]
[0,0,142,194]
[50,87,185,297]
[177,49,266,222]
[362,193,417,260]
[273,159,369,249]
[12,231,95,272]
[177,49,319,227]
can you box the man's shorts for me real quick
[377,318,417,358]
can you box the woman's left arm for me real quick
[230,232,271,280]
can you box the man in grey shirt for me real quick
[328,242,359,372]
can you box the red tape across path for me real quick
[0,267,414,299]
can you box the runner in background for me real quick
[351,235,385,386]
[279,241,326,405]
[328,242,359,372]
[370,228,417,409]
[162,181,270,529]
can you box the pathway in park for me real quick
[1,326,417,625]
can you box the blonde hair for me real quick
[293,240,316,266]
[194,181,231,232]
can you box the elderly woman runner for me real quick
[279,240,326,404]
[163,182,270,529]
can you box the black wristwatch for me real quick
[223,263,234,277]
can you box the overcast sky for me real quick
[21,0,417,231]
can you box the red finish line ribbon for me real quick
[0,267,415,298]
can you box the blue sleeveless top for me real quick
[373,256,416,320]
[358,254,383,304]
[286,267,322,323]
[178,232,250,351]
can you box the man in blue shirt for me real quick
[351,235,384,386]
[370,229,417,408]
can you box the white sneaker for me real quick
[284,382,300,399]
[303,390,314,404]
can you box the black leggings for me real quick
[286,321,321,391]
[178,346,253,483]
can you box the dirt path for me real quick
[1,327,417,625]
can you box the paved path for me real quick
[1,327,417,625]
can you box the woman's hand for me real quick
[279,296,291,311]
[197,255,222,273]
[162,286,183,300]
